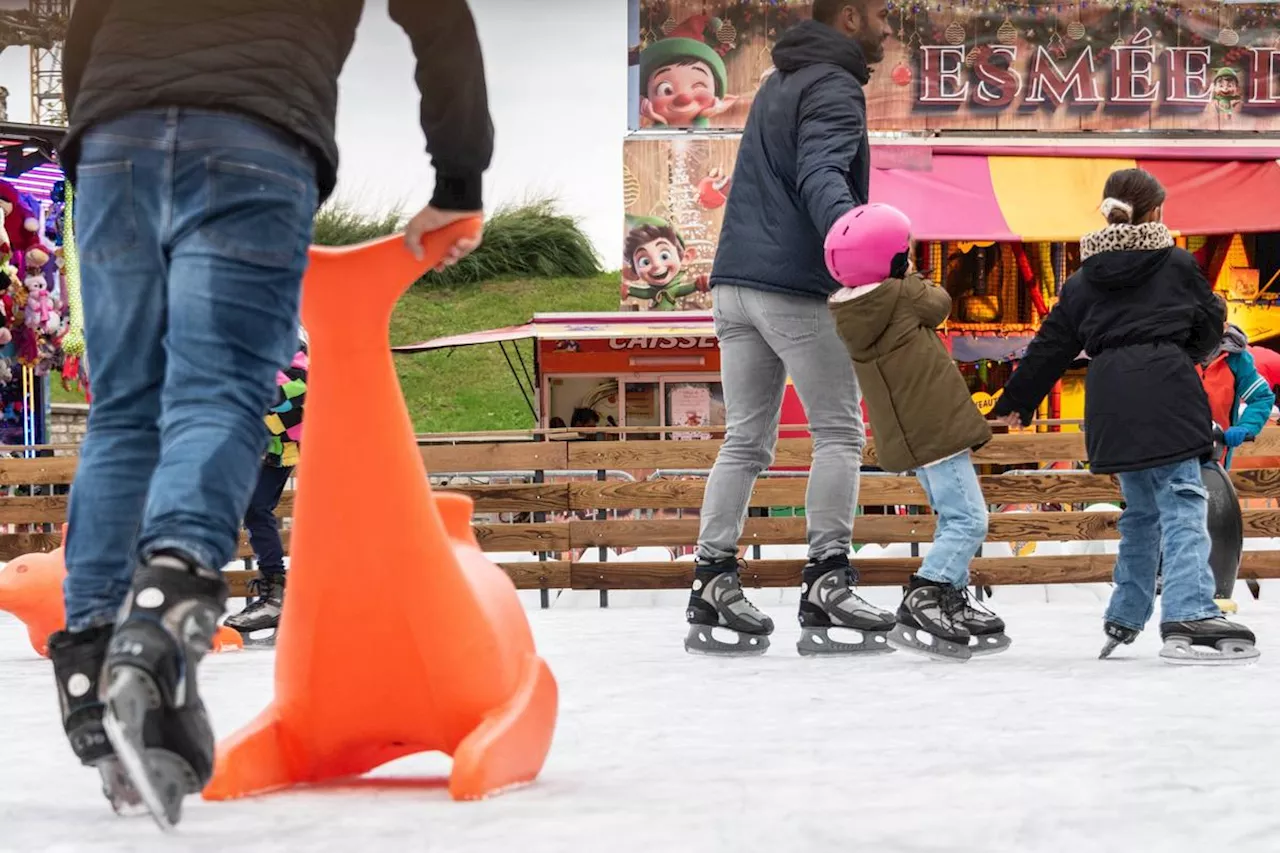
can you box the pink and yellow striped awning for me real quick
[869,153,1280,243]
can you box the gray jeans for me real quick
[696,285,864,563]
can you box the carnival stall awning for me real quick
[394,312,1032,364]
[870,150,1280,243]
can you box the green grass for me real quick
[50,200,613,431]
[392,273,619,433]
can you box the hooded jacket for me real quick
[993,223,1225,474]
[60,0,492,207]
[709,20,871,299]
[1199,323,1275,468]
[264,335,308,469]
[830,275,991,473]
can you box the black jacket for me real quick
[993,228,1225,474]
[709,20,870,300]
[60,0,492,207]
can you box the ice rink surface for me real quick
[3,583,1279,853]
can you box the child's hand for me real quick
[992,412,1023,428]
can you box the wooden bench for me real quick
[3,427,1280,598]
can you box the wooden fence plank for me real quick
[567,510,1280,548]
[420,442,567,473]
[566,551,1280,590]
[224,560,573,598]
[435,483,570,513]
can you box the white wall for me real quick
[0,0,629,266]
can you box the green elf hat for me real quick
[639,30,728,98]
[625,214,686,251]
[1213,66,1241,84]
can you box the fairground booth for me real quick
[401,0,1280,444]
[0,120,74,450]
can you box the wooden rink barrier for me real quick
[3,425,1280,596]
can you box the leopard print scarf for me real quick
[1079,222,1175,261]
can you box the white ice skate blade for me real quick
[796,626,895,657]
[1159,638,1261,666]
[96,758,146,818]
[886,624,972,663]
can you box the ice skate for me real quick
[684,559,773,656]
[796,557,894,656]
[223,573,284,647]
[1098,621,1139,660]
[1158,616,1260,666]
[886,575,972,662]
[48,624,145,817]
[101,553,227,831]
[950,587,1011,656]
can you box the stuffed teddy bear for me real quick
[23,247,58,337]
[0,181,40,258]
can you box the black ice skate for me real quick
[951,587,1011,656]
[100,552,228,831]
[684,559,774,656]
[886,575,972,662]
[223,573,285,647]
[1158,616,1260,666]
[796,556,895,656]
[1098,621,1139,660]
[48,625,145,817]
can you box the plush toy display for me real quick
[23,247,59,337]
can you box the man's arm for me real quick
[61,0,113,116]
[795,73,864,238]
[389,0,494,212]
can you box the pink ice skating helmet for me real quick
[824,203,912,287]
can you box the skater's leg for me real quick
[1151,458,1221,625]
[137,112,317,573]
[244,463,292,577]
[915,452,987,588]
[694,285,786,563]
[62,114,169,633]
[1105,469,1162,632]
[757,288,864,563]
[686,286,782,654]
[102,110,317,829]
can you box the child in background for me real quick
[223,327,308,644]
[1198,310,1275,470]
[825,204,1007,663]
[991,168,1259,665]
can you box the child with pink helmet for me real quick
[826,203,1006,662]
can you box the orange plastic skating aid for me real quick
[0,524,68,656]
[0,523,245,656]
[203,221,558,803]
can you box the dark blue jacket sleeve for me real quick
[795,72,864,238]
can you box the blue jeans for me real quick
[1105,458,1221,631]
[63,108,318,632]
[914,451,988,588]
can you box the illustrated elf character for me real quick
[621,215,709,311]
[1212,67,1242,115]
[639,18,737,127]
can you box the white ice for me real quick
[3,583,1280,853]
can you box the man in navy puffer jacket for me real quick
[685,0,895,658]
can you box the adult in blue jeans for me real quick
[682,0,895,657]
[44,0,493,827]
[993,167,1259,666]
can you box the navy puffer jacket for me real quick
[709,20,872,300]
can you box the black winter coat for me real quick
[709,20,871,300]
[993,224,1225,474]
[60,0,493,207]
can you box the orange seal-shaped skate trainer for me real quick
[202,220,558,803]
[0,523,244,656]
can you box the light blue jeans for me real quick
[914,451,988,587]
[696,285,864,563]
[1105,458,1221,631]
[63,108,318,632]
